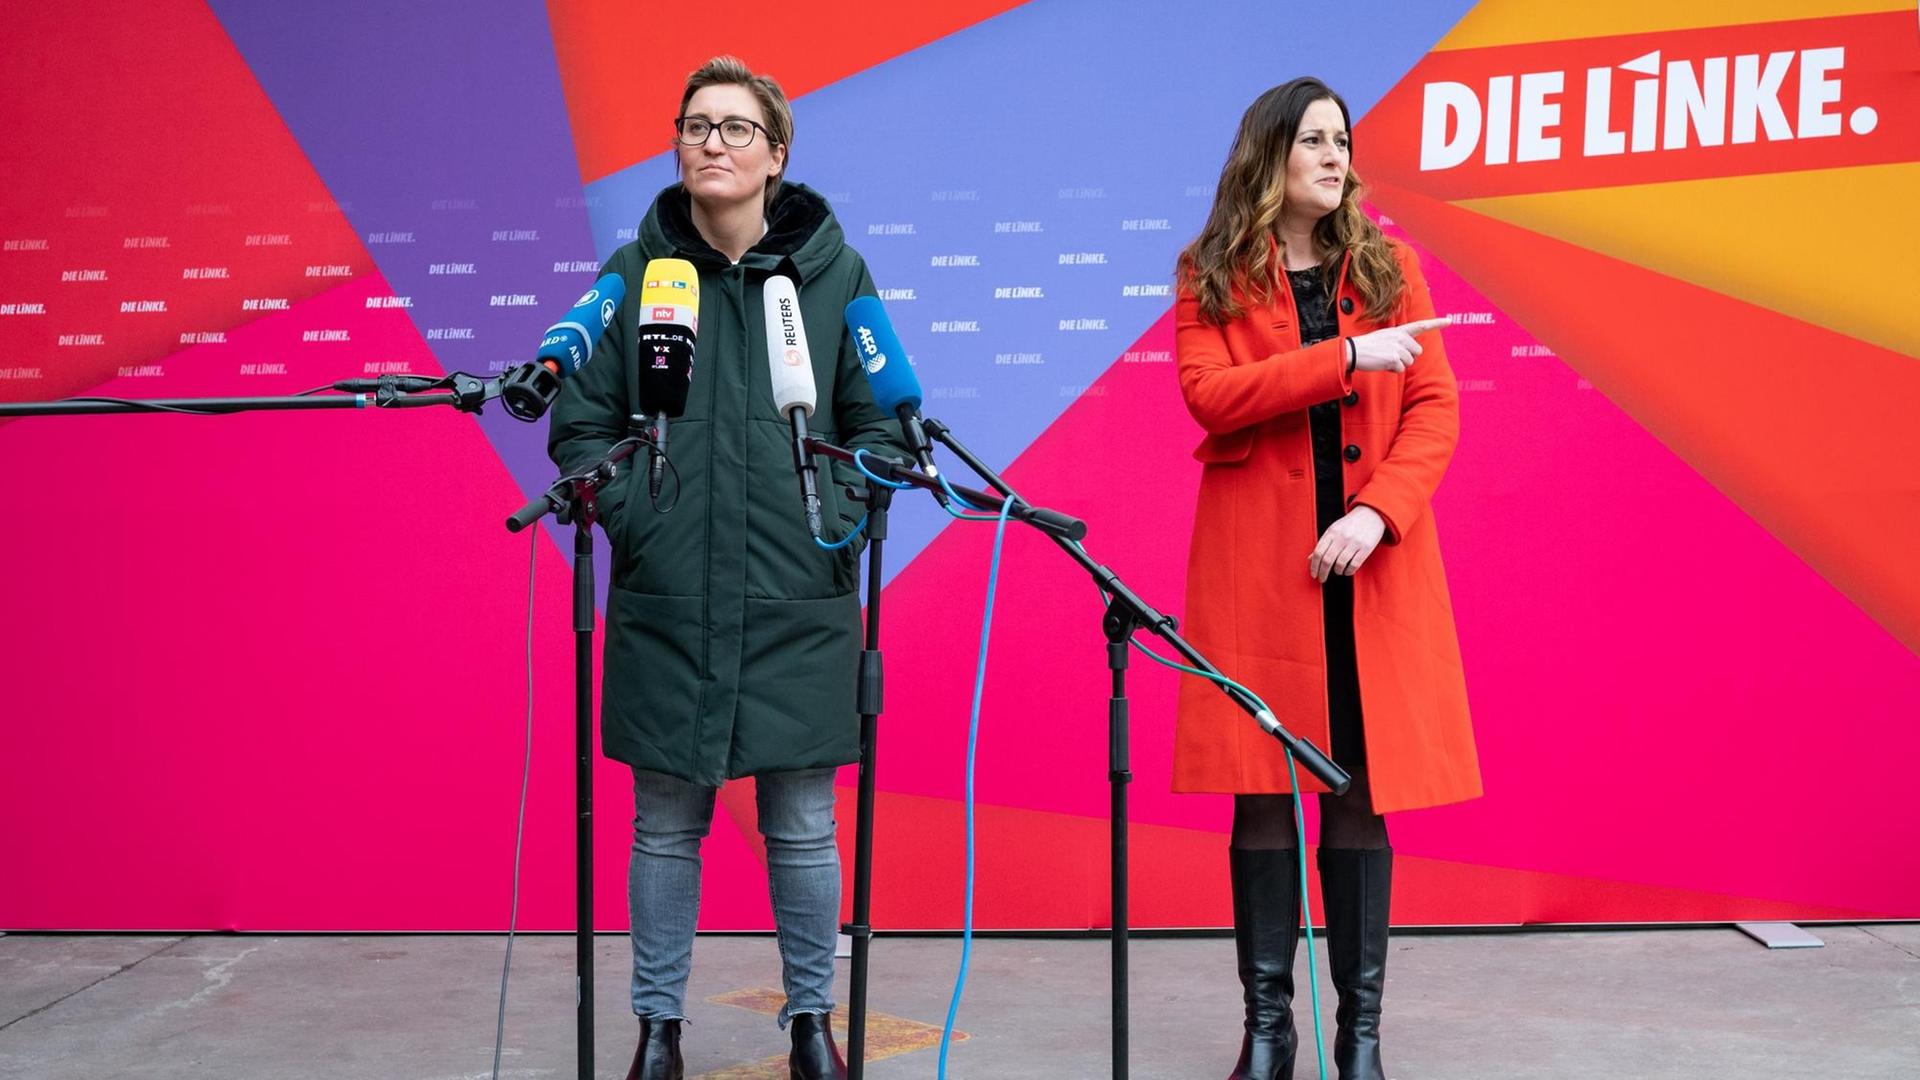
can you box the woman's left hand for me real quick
[1309,505,1386,583]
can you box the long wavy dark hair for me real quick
[1177,77,1405,326]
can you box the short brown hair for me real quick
[679,56,793,210]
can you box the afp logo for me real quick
[856,325,886,374]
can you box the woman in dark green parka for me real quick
[547,56,904,1080]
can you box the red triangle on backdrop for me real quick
[546,0,1032,183]
[0,0,369,406]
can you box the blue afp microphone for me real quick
[500,271,627,421]
[843,295,938,478]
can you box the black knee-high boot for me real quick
[1318,847,1392,1080]
[1227,847,1301,1080]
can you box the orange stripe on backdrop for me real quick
[1360,11,1920,201]
[544,0,1032,185]
[1434,0,1910,51]
[1457,162,1920,360]
[1369,180,1920,655]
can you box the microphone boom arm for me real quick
[800,437,1085,543]
[919,416,1350,794]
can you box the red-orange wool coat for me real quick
[1171,241,1481,814]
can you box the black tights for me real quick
[1229,766,1388,851]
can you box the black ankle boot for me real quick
[1319,847,1393,1080]
[1227,847,1301,1080]
[624,1016,683,1080]
[788,1011,848,1080]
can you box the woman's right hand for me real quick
[1348,316,1452,374]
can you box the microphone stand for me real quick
[0,372,502,418]
[801,431,1345,1080]
[918,417,1352,1080]
[840,460,888,1080]
[505,434,652,1080]
[5,370,614,1079]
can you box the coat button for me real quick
[1343,390,1359,407]
[1343,444,1362,463]
[1339,297,1355,315]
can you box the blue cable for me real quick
[850,447,1003,523]
[937,472,995,517]
[937,490,1016,1079]
[852,447,912,489]
[811,511,867,551]
[850,453,1324,1075]
[814,448,908,550]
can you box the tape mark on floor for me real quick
[694,987,966,1079]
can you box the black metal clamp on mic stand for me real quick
[917,416,1351,1080]
[503,433,652,1080]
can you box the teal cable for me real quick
[1103,601,1332,1080]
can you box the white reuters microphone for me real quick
[765,275,816,419]
[763,275,824,539]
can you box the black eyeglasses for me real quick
[674,115,770,149]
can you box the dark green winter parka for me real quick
[548,181,907,784]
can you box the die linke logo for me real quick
[1421,44,1871,171]
[1380,11,1914,196]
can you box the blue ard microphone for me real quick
[843,295,937,478]
[499,271,627,421]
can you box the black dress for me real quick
[1286,267,1367,771]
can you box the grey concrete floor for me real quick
[1,925,1916,1079]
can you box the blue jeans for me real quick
[628,767,841,1027]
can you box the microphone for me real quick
[763,275,824,539]
[637,258,699,499]
[499,272,627,421]
[843,295,938,480]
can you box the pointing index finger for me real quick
[1396,316,1453,335]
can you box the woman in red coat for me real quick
[1172,77,1482,1080]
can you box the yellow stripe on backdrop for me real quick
[1434,0,1910,51]
[1457,161,1920,359]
